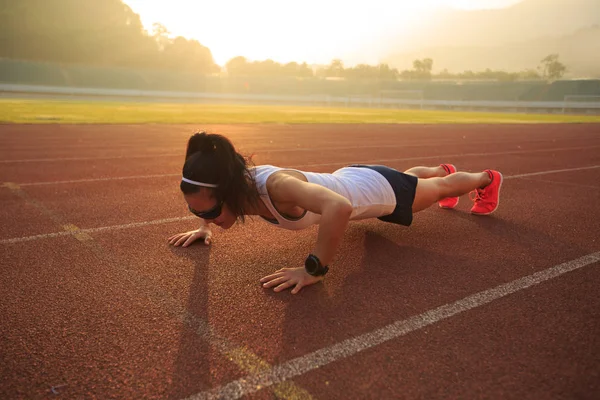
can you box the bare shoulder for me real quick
[266,170,308,202]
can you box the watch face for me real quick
[305,256,319,274]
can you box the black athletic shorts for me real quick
[349,164,418,226]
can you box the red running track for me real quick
[1,123,599,399]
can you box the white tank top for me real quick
[253,165,396,231]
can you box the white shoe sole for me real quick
[439,199,459,209]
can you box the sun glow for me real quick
[445,0,522,10]
[123,0,522,66]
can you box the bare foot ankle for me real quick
[480,171,493,188]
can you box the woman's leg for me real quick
[404,165,447,179]
[412,172,492,213]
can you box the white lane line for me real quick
[188,252,600,400]
[518,177,600,190]
[504,165,600,179]
[0,137,573,159]
[0,144,439,162]
[10,164,599,188]
[1,144,597,164]
[18,174,180,186]
[0,216,195,244]
[0,153,181,163]
[304,145,600,168]
[5,147,600,187]
[2,164,599,244]
[0,144,469,163]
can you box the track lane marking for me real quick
[3,165,599,245]
[187,252,600,400]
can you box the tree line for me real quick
[0,0,567,81]
[0,0,219,74]
[397,55,566,81]
[224,56,565,81]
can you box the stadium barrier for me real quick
[2,83,600,114]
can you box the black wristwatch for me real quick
[304,254,329,276]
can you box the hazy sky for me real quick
[123,0,523,66]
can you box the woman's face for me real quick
[184,189,236,229]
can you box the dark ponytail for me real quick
[181,131,259,222]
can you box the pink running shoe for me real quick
[470,170,503,215]
[438,164,459,209]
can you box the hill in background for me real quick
[383,0,600,77]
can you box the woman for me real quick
[168,132,502,294]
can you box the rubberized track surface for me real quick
[1,123,599,399]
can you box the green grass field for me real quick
[1,99,600,124]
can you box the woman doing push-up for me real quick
[168,132,502,294]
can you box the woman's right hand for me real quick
[168,226,213,247]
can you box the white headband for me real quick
[181,177,218,188]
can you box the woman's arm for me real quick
[260,174,353,293]
[304,191,353,266]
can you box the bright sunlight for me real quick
[123,0,523,66]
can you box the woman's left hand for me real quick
[260,267,324,294]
